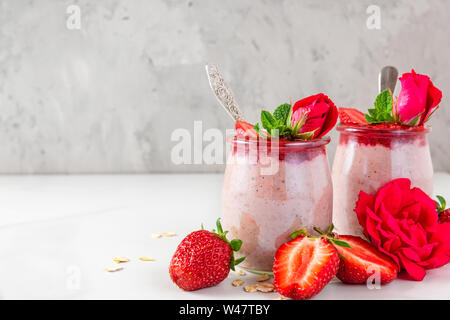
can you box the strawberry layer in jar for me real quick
[222,136,333,272]
[332,124,433,236]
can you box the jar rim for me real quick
[228,136,331,149]
[336,124,431,136]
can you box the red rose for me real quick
[355,178,450,281]
[396,69,442,125]
[291,93,338,139]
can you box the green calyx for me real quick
[253,103,315,141]
[290,224,351,260]
[436,195,447,213]
[209,218,245,271]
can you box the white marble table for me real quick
[0,173,449,300]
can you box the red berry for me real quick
[338,108,367,125]
[335,235,398,284]
[273,236,339,300]
[235,121,258,138]
[169,230,231,291]
[169,220,244,291]
[439,209,450,224]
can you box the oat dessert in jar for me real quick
[333,69,442,236]
[222,93,339,272]
[332,125,433,236]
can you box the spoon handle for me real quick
[205,64,246,122]
[378,66,399,93]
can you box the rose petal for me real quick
[421,78,443,124]
[398,252,427,281]
[397,70,430,123]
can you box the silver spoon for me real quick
[205,64,246,122]
[378,66,399,94]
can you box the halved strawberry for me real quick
[335,235,398,284]
[273,235,340,300]
[338,108,367,125]
[235,121,258,138]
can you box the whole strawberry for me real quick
[436,195,450,224]
[169,219,244,291]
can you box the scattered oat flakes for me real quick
[161,232,176,237]
[152,233,162,238]
[139,257,155,262]
[105,266,124,273]
[232,279,244,287]
[243,284,258,293]
[255,283,275,293]
[236,269,246,276]
[274,296,287,300]
[257,273,270,282]
[113,256,129,264]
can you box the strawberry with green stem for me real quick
[169,219,245,291]
[436,195,450,223]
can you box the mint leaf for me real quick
[253,123,267,139]
[273,103,291,124]
[365,89,394,124]
[261,111,278,131]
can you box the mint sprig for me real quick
[365,89,394,124]
[254,103,314,140]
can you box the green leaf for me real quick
[313,227,325,235]
[261,111,278,131]
[337,251,347,260]
[296,129,316,140]
[234,257,245,266]
[404,113,422,127]
[286,106,293,127]
[290,229,307,239]
[365,89,394,124]
[326,223,335,235]
[216,218,223,234]
[291,112,309,136]
[253,123,268,139]
[436,195,446,213]
[331,239,352,248]
[273,103,291,124]
[230,239,243,251]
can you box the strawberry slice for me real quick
[338,108,368,125]
[235,121,258,138]
[335,235,398,284]
[273,235,339,300]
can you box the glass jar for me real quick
[222,137,333,272]
[332,125,433,236]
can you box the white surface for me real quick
[0,173,449,300]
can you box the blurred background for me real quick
[0,0,449,174]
